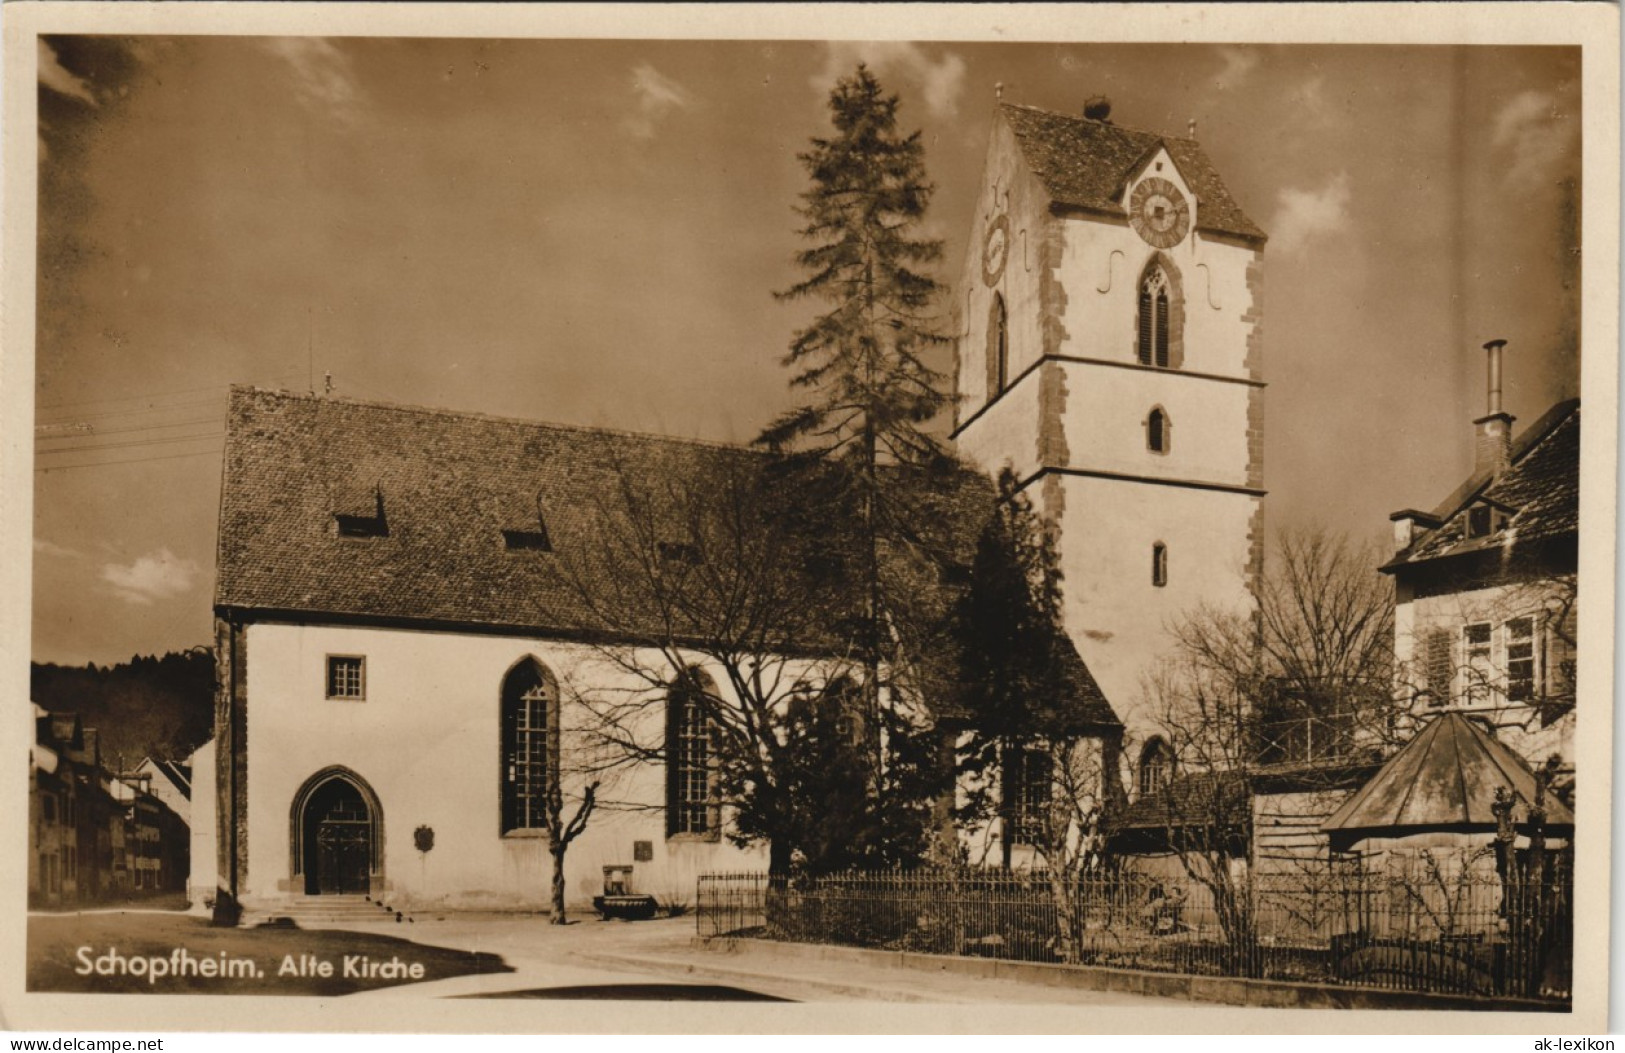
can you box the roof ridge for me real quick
[230,385,753,455]
[1000,101,1200,145]
[1000,101,1167,141]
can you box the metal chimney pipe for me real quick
[1483,339,1507,416]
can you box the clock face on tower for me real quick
[981,214,1010,286]
[1129,177,1191,249]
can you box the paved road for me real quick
[338,912,1170,1005]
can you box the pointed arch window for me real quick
[667,671,720,838]
[1152,542,1168,587]
[1003,745,1053,846]
[986,294,1009,400]
[1138,266,1172,368]
[1138,737,1174,798]
[501,659,559,835]
[1146,406,1171,454]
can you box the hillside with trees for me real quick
[30,649,214,768]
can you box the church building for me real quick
[200,97,1268,918]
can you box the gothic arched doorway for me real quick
[291,768,383,896]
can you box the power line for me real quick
[36,431,225,456]
[35,415,222,439]
[35,396,233,426]
[36,371,308,413]
[33,446,224,473]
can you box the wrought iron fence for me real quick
[696,866,1571,1003]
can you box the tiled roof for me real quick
[928,637,1121,735]
[1385,400,1579,570]
[1000,104,1266,243]
[1111,769,1251,834]
[216,388,1122,734]
[218,388,795,638]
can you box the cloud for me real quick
[39,40,96,106]
[814,43,967,120]
[261,38,362,123]
[1213,47,1260,92]
[1269,171,1352,256]
[34,538,83,560]
[622,63,694,140]
[1492,90,1577,192]
[101,548,199,606]
[1293,75,1331,126]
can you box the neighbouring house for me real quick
[1383,346,1578,801]
[30,705,190,905]
[29,704,79,908]
[127,757,193,826]
[187,739,217,907]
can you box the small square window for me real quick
[326,656,366,700]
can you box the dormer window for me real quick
[503,529,551,552]
[1466,501,1511,539]
[333,485,388,538]
[658,541,702,565]
[502,493,552,552]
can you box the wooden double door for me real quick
[303,779,372,895]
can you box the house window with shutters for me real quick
[500,658,559,835]
[1423,628,1452,706]
[1505,616,1537,702]
[667,671,720,838]
[1463,623,1493,704]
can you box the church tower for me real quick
[953,100,1267,767]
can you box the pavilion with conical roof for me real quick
[1321,712,1574,853]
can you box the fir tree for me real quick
[761,64,953,762]
[954,468,1077,850]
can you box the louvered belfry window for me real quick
[1139,267,1171,368]
[986,294,1008,400]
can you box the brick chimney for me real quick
[1473,339,1515,477]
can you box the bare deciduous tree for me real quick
[1130,526,1400,972]
[548,447,947,875]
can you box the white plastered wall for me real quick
[240,621,768,911]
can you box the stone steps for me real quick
[247,895,411,927]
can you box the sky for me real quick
[31,36,1582,666]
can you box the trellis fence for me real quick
[696,867,1570,1003]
